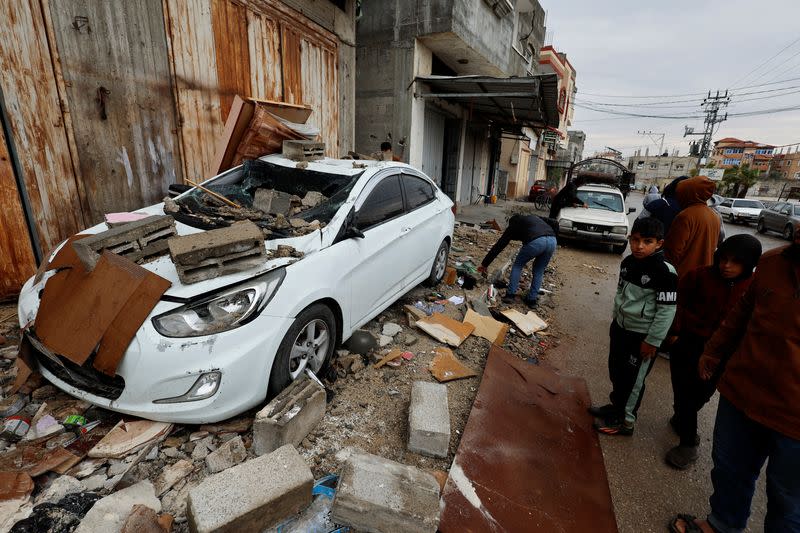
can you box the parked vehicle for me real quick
[717,198,765,225]
[528,180,548,202]
[757,202,800,240]
[17,156,455,423]
[556,184,635,254]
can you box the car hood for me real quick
[559,207,628,226]
[731,207,762,215]
[71,203,328,300]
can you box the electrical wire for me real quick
[575,76,800,99]
[729,36,800,88]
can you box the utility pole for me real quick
[683,90,731,167]
[637,130,665,156]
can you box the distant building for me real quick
[710,137,775,174]
[627,152,697,189]
[537,46,578,189]
[567,130,586,164]
[769,147,800,180]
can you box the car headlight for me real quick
[611,226,628,234]
[152,268,285,337]
[154,371,222,403]
[559,219,573,228]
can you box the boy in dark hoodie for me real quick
[666,234,763,469]
[590,217,678,436]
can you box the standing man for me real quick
[548,177,588,219]
[663,176,720,278]
[379,141,401,161]
[478,214,557,308]
[671,222,800,533]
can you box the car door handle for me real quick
[401,226,412,234]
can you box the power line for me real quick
[575,76,800,99]
[576,84,800,109]
[729,36,800,88]
[741,47,800,88]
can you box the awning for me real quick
[414,74,560,130]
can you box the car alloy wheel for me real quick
[785,224,795,241]
[288,319,330,379]
[757,219,766,234]
[424,240,450,286]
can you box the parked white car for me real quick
[717,198,765,225]
[557,184,633,254]
[17,156,454,423]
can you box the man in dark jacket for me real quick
[666,234,762,469]
[641,176,689,234]
[478,214,557,307]
[548,178,587,219]
[671,222,800,533]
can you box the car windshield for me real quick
[577,190,624,212]
[733,200,763,209]
[794,205,800,216]
[172,159,362,239]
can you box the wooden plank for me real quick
[211,0,251,121]
[246,9,283,101]
[48,0,183,224]
[0,126,37,299]
[0,1,84,252]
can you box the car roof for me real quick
[260,154,413,177]
[577,184,622,194]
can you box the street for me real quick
[547,191,774,533]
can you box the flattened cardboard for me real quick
[88,420,172,459]
[501,309,548,336]
[416,313,475,348]
[429,347,477,383]
[463,309,509,345]
[0,472,33,502]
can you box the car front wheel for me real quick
[784,224,795,241]
[268,303,336,397]
[757,219,766,233]
[612,242,627,254]
[424,240,450,287]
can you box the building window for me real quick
[649,163,657,169]
[723,158,740,165]
[676,164,684,169]
[754,148,773,155]
[636,161,644,169]
[724,148,744,154]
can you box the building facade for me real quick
[355,0,558,203]
[538,46,577,190]
[0,0,357,298]
[710,137,775,174]
[769,148,800,180]
[627,153,698,189]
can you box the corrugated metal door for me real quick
[49,0,182,224]
[422,108,445,185]
[459,128,477,204]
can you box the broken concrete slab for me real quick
[500,309,548,336]
[253,188,293,216]
[253,375,325,456]
[205,435,247,474]
[429,347,477,383]
[35,475,84,505]
[73,215,176,271]
[463,309,509,345]
[415,313,474,348]
[381,322,403,337]
[120,504,171,533]
[378,334,393,347]
[188,444,313,533]
[331,451,440,533]
[154,459,194,497]
[88,420,172,459]
[408,382,450,458]
[301,190,326,208]
[168,220,267,284]
[74,480,161,533]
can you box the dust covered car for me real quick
[556,184,634,254]
[17,155,454,423]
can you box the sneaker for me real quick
[665,445,698,470]
[501,293,517,304]
[657,351,671,360]
[594,417,634,436]
[588,403,617,418]
[669,415,700,445]
[523,298,538,309]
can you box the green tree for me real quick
[721,164,760,198]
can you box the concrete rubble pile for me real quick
[0,222,563,532]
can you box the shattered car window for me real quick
[168,160,363,239]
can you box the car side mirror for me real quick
[628,207,637,214]
[344,225,365,239]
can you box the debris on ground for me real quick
[415,313,474,347]
[429,347,478,383]
[500,308,548,336]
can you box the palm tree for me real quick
[721,164,760,198]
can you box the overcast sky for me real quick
[542,0,800,158]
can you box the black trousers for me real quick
[669,332,721,446]
[608,321,656,425]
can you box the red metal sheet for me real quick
[439,345,618,533]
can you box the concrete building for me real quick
[538,46,578,189]
[355,0,560,204]
[769,147,800,180]
[627,152,698,189]
[567,130,586,164]
[710,137,775,174]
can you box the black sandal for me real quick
[669,514,708,533]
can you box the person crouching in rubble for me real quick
[664,234,762,470]
[477,214,558,309]
[590,217,678,436]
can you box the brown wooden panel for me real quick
[48,0,183,224]
[0,1,84,251]
[0,127,37,299]
[246,10,283,101]
[281,24,304,105]
[211,0,252,121]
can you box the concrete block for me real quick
[73,215,176,270]
[408,381,450,458]
[282,140,325,161]
[205,435,247,474]
[168,220,267,284]
[187,444,313,533]
[74,480,161,533]
[253,375,326,456]
[331,451,440,533]
[253,188,293,216]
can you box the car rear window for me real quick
[402,175,435,210]
[733,200,763,209]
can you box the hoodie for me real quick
[673,234,762,339]
[663,176,720,277]
[644,185,661,205]
[642,176,689,233]
[703,243,800,440]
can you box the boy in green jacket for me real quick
[590,217,678,435]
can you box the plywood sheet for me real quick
[429,347,477,383]
[439,346,618,532]
[416,313,474,348]
[463,309,508,345]
[500,308,548,336]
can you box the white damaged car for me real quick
[18,156,454,423]
[556,183,634,254]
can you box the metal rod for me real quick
[185,178,241,208]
